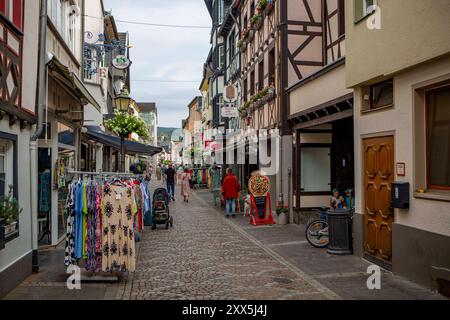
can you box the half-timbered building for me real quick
[0,0,39,298]
[285,0,353,223]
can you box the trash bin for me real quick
[327,209,353,255]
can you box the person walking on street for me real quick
[165,164,177,201]
[181,168,191,202]
[222,168,240,218]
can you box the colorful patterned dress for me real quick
[101,182,137,273]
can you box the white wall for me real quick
[354,55,450,237]
[21,0,40,113]
[0,121,33,272]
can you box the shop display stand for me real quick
[66,171,145,283]
[249,192,275,226]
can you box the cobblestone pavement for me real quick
[4,181,445,300]
[120,184,339,300]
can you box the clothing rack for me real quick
[67,171,145,178]
[65,171,146,283]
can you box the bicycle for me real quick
[305,206,330,248]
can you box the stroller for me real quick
[152,187,174,230]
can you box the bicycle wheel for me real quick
[305,220,329,248]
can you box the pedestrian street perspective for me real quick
[0,0,450,305]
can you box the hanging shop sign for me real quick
[248,171,275,226]
[112,55,131,70]
[222,104,239,118]
[224,83,238,103]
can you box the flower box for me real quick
[4,221,17,237]
[255,15,264,30]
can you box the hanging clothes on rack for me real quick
[85,180,102,272]
[74,181,84,260]
[101,181,138,273]
[39,171,51,214]
[64,182,76,267]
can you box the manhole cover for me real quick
[273,277,292,284]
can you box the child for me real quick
[330,189,347,210]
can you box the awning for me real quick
[84,126,163,156]
[47,55,102,111]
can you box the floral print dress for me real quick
[101,182,137,273]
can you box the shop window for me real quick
[354,0,377,23]
[362,79,393,112]
[0,133,18,242]
[301,147,331,192]
[427,85,450,189]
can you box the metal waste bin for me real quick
[327,209,353,255]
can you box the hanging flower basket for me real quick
[266,87,276,101]
[265,0,275,15]
[248,29,255,42]
[240,41,248,52]
[254,14,264,30]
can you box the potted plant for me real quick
[238,39,247,52]
[276,205,288,225]
[251,13,264,30]
[0,186,22,240]
[257,0,268,12]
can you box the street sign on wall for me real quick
[221,104,239,118]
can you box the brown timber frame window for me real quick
[426,85,450,190]
[269,48,275,85]
[250,70,255,96]
[258,59,264,91]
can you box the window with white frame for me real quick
[47,0,79,54]
[301,147,331,192]
[354,0,377,23]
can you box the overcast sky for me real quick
[103,0,211,128]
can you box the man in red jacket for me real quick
[222,168,240,218]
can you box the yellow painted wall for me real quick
[346,0,450,87]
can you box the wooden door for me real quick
[363,136,394,264]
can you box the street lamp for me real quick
[114,88,132,112]
[114,88,132,172]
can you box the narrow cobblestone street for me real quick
[123,185,337,300]
[4,182,445,300]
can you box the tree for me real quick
[105,111,149,172]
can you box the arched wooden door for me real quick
[363,136,394,265]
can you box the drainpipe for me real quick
[30,0,48,273]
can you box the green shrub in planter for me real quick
[0,186,22,238]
